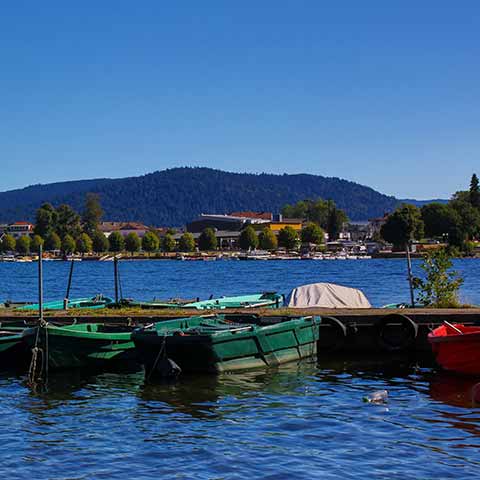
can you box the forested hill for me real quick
[0,167,406,225]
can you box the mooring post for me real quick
[406,242,415,308]
[114,256,119,304]
[38,244,44,319]
[64,259,75,309]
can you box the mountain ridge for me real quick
[0,167,447,226]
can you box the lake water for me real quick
[1,259,480,479]
[1,257,479,306]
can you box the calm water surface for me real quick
[1,259,480,479]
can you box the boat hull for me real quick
[0,328,29,368]
[429,324,480,375]
[22,324,137,370]
[133,316,319,375]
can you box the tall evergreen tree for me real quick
[469,174,480,208]
[56,204,82,239]
[82,193,103,236]
[34,203,58,237]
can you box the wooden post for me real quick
[38,244,44,319]
[114,256,119,304]
[406,242,415,307]
[65,260,75,308]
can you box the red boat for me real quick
[428,323,480,375]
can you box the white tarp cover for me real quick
[286,283,372,309]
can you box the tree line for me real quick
[380,174,480,253]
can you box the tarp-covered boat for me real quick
[17,295,114,311]
[132,314,320,375]
[286,283,371,309]
[129,292,283,310]
[428,323,480,375]
[22,322,138,369]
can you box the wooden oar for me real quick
[444,321,463,335]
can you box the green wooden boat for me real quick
[21,322,138,369]
[129,292,283,310]
[17,295,114,311]
[132,314,320,375]
[0,327,29,367]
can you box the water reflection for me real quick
[429,373,480,409]
[138,360,318,419]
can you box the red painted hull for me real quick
[428,324,480,375]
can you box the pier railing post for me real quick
[38,244,44,319]
[406,242,415,308]
[114,256,119,304]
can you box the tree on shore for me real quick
[198,228,217,251]
[421,203,460,239]
[31,235,44,252]
[142,231,160,254]
[413,249,463,308]
[34,203,58,237]
[258,228,278,251]
[76,233,93,254]
[16,236,31,254]
[380,204,424,250]
[469,174,480,208]
[0,234,16,253]
[301,222,325,245]
[45,232,61,251]
[109,231,125,252]
[56,204,82,239]
[125,232,141,255]
[238,226,259,251]
[82,193,103,236]
[278,226,299,250]
[62,234,76,255]
[178,232,196,252]
[325,201,348,240]
[92,231,109,253]
[162,234,176,252]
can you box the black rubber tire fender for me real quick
[318,316,348,352]
[376,313,418,352]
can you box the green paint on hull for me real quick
[133,315,320,374]
[22,323,136,369]
[17,295,114,311]
[128,292,283,310]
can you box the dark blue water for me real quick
[1,257,479,306]
[1,259,480,479]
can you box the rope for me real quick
[27,319,49,391]
[146,334,167,382]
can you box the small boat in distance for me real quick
[127,292,283,310]
[428,323,480,375]
[16,294,114,311]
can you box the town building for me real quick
[186,214,270,233]
[98,221,150,238]
[5,221,34,239]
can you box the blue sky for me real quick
[0,1,478,198]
